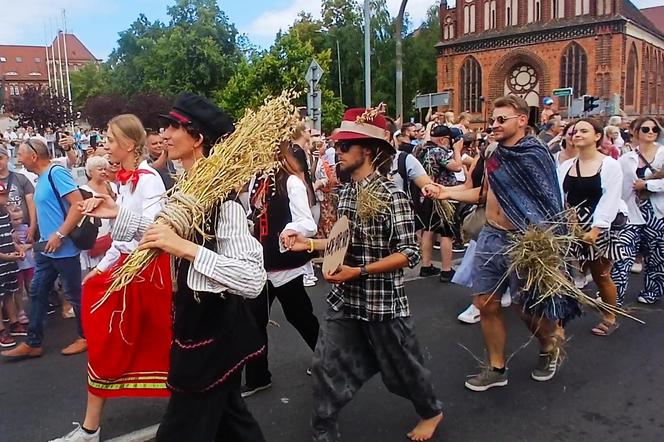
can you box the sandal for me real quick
[591,321,619,336]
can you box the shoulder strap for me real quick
[636,150,658,174]
[397,151,409,192]
[46,165,67,218]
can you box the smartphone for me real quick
[90,135,98,148]
[32,241,48,253]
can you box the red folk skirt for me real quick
[82,253,173,398]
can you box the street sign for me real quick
[306,59,324,132]
[552,87,573,97]
[413,92,451,110]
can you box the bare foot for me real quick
[406,412,443,441]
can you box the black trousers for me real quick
[244,275,320,387]
[156,372,265,442]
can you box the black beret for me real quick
[160,92,234,143]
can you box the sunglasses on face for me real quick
[335,142,354,153]
[490,115,520,125]
[640,126,660,134]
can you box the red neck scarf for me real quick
[116,168,154,187]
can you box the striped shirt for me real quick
[0,209,18,279]
[113,200,265,298]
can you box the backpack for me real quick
[47,165,100,250]
[393,151,425,213]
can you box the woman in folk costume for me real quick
[557,118,628,336]
[241,142,320,397]
[612,117,664,305]
[50,114,169,442]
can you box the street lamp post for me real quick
[363,0,371,108]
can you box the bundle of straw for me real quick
[506,224,643,323]
[356,178,391,223]
[434,200,456,226]
[105,91,299,297]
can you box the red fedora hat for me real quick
[330,108,396,154]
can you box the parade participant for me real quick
[415,125,462,282]
[284,108,444,442]
[612,117,664,305]
[83,93,267,441]
[558,118,627,335]
[242,141,320,397]
[540,96,555,127]
[0,182,24,347]
[48,114,169,442]
[554,121,579,166]
[0,145,36,242]
[146,130,176,190]
[426,95,580,391]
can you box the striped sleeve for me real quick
[112,206,152,242]
[187,200,266,298]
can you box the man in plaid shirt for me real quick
[284,108,443,442]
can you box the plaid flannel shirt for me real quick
[327,174,421,321]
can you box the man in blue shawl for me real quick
[425,95,580,393]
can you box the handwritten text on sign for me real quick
[322,216,351,275]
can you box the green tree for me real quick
[218,31,343,133]
[69,63,114,109]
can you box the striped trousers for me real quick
[611,201,664,306]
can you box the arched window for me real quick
[490,1,496,29]
[560,43,588,98]
[506,0,518,26]
[443,17,454,39]
[484,1,490,30]
[528,0,542,22]
[552,0,564,18]
[625,45,637,106]
[460,57,482,113]
[597,0,612,15]
[642,49,650,114]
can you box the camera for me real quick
[430,125,463,143]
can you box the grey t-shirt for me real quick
[0,172,34,224]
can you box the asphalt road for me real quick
[1,270,662,442]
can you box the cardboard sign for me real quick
[322,216,351,275]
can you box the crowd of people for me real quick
[0,92,662,442]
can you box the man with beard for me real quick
[283,108,444,442]
[146,130,176,190]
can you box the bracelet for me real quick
[307,239,315,253]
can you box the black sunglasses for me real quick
[640,126,660,134]
[489,115,520,125]
[335,142,354,153]
[24,139,38,155]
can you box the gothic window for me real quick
[625,44,637,107]
[575,0,590,15]
[463,2,476,34]
[443,17,454,39]
[560,43,588,98]
[460,57,482,113]
[642,49,650,113]
[527,0,542,23]
[490,1,496,29]
[506,0,518,26]
[552,0,564,19]
[484,1,490,30]
[597,0,612,15]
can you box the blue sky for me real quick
[1,0,661,60]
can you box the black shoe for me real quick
[419,265,441,277]
[433,241,441,250]
[241,383,272,398]
[47,304,57,315]
[439,269,456,283]
[452,242,466,253]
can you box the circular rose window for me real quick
[507,65,538,93]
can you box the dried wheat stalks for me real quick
[356,178,391,223]
[100,92,299,302]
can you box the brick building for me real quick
[436,0,664,121]
[0,32,98,105]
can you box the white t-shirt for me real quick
[390,151,427,192]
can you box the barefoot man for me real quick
[426,95,581,392]
[284,108,443,442]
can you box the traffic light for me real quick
[583,96,600,112]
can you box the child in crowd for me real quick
[0,184,25,347]
[9,205,34,325]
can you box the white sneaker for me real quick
[303,276,316,287]
[457,304,480,324]
[630,262,643,274]
[49,423,100,442]
[501,291,512,308]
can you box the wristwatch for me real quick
[359,266,369,278]
[55,231,65,240]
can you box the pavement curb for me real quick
[106,424,158,442]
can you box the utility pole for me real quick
[336,39,343,104]
[363,0,371,108]
[62,9,74,125]
[395,0,408,121]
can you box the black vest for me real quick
[168,203,265,393]
[254,192,310,271]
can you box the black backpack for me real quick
[393,151,425,212]
[47,165,100,250]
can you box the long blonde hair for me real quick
[108,114,147,169]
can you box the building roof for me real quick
[622,1,664,39]
[0,33,98,82]
[639,6,664,36]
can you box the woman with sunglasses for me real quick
[611,117,664,305]
[557,118,627,336]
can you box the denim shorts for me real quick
[471,225,522,300]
